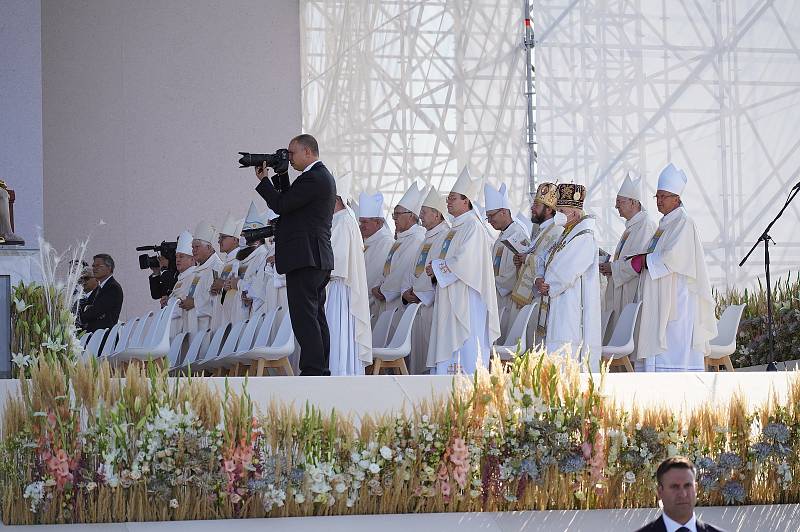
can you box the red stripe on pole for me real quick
[524,18,531,27]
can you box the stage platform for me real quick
[0,371,795,427]
[0,504,798,531]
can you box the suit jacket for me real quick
[79,276,124,332]
[255,161,336,275]
[635,515,727,532]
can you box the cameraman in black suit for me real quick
[255,134,336,376]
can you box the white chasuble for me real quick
[232,245,268,323]
[186,253,222,334]
[508,216,564,347]
[375,224,426,318]
[168,266,196,339]
[492,220,530,334]
[541,216,602,371]
[401,220,451,373]
[428,210,501,374]
[327,208,372,375]
[363,225,395,321]
[211,249,240,330]
[636,207,717,372]
[601,210,657,341]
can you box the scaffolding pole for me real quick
[522,0,536,195]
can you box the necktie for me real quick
[676,527,691,532]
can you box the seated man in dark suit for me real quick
[79,253,124,332]
[635,456,727,532]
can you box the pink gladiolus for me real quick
[440,480,451,497]
[581,441,592,460]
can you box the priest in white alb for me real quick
[182,220,222,334]
[599,172,657,341]
[509,182,564,347]
[233,202,270,322]
[426,167,501,374]
[358,191,395,321]
[168,230,196,339]
[210,212,244,329]
[484,182,530,333]
[401,187,451,373]
[534,184,601,371]
[631,163,717,372]
[371,182,427,319]
[327,173,372,375]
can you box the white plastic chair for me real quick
[371,303,420,375]
[705,304,745,372]
[601,302,642,372]
[95,323,125,357]
[223,308,281,373]
[79,332,92,350]
[166,332,188,370]
[198,320,248,373]
[106,318,139,358]
[111,300,179,365]
[172,329,210,373]
[372,307,398,348]
[241,311,296,376]
[493,304,537,363]
[82,327,107,359]
[127,311,154,348]
[190,323,231,374]
[213,312,267,374]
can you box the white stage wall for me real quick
[0,0,44,246]
[41,0,302,318]
[533,0,800,289]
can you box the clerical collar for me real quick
[397,224,422,238]
[426,221,449,236]
[626,210,646,228]
[453,210,473,223]
[661,206,685,225]
[365,227,389,243]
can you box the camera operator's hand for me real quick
[255,161,269,181]
[210,278,224,295]
[150,265,161,276]
[179,296,195,311]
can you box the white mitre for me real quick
[397,181,425,214]
[618,171,644,203]
[484,182,512,211]
[421,186,447,216]
[358,191,385,219]
[219,212,244,238]
[657,163,688,196]
[193,220,216,245]
[176,230,193,255]
[242,201,267,231]
[451,166,483,202]
[336,172,353,204]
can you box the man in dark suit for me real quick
[635,456,727,532]
[79,254,124,333]
[255,134,335,376]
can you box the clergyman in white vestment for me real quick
[327,174,372,375]
[427,167,501,375]
[509,182,564,349]
[401,187,451,373]
[372,182,426,319]
[484,182,530,335]
[632,163,717,372]
[168,230,196,339]
[535,184,601,372]
[183,221,222,334]
[210,213,244,329]
[358,191,395,322]
[599,173,657,342]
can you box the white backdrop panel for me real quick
[533,0,800,288]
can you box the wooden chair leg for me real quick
[281,357,294,376]
[723,356,734,372]
[372,359,382,375]
[704,356,712,371]
[398,359,409,375]
[622,356,634,373]
[256,359,266,377]
[232,362,240,376]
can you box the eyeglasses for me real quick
[654,193,678,200]
[391,210,414,220]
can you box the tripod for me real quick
[739,183,800,371]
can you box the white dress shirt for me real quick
[662,512,697,532]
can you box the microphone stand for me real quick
[739,182,800,371]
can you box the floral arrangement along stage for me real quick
[2,352,800,525]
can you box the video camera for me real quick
[237,149,290,176]
[136,241,177,270]
[241,225,274,243]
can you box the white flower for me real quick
[129,469,142,481]
[295,493,306,504]
[86,481,97,492]
[11,353,32,368]
[368,463,381,474]
[169,499,179,509]
[41,337,66,353]
[23,481,45,512]
[380,446,393,460]
[13,297,32,313]
[623,471,636,484]
[358,459,370,470]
